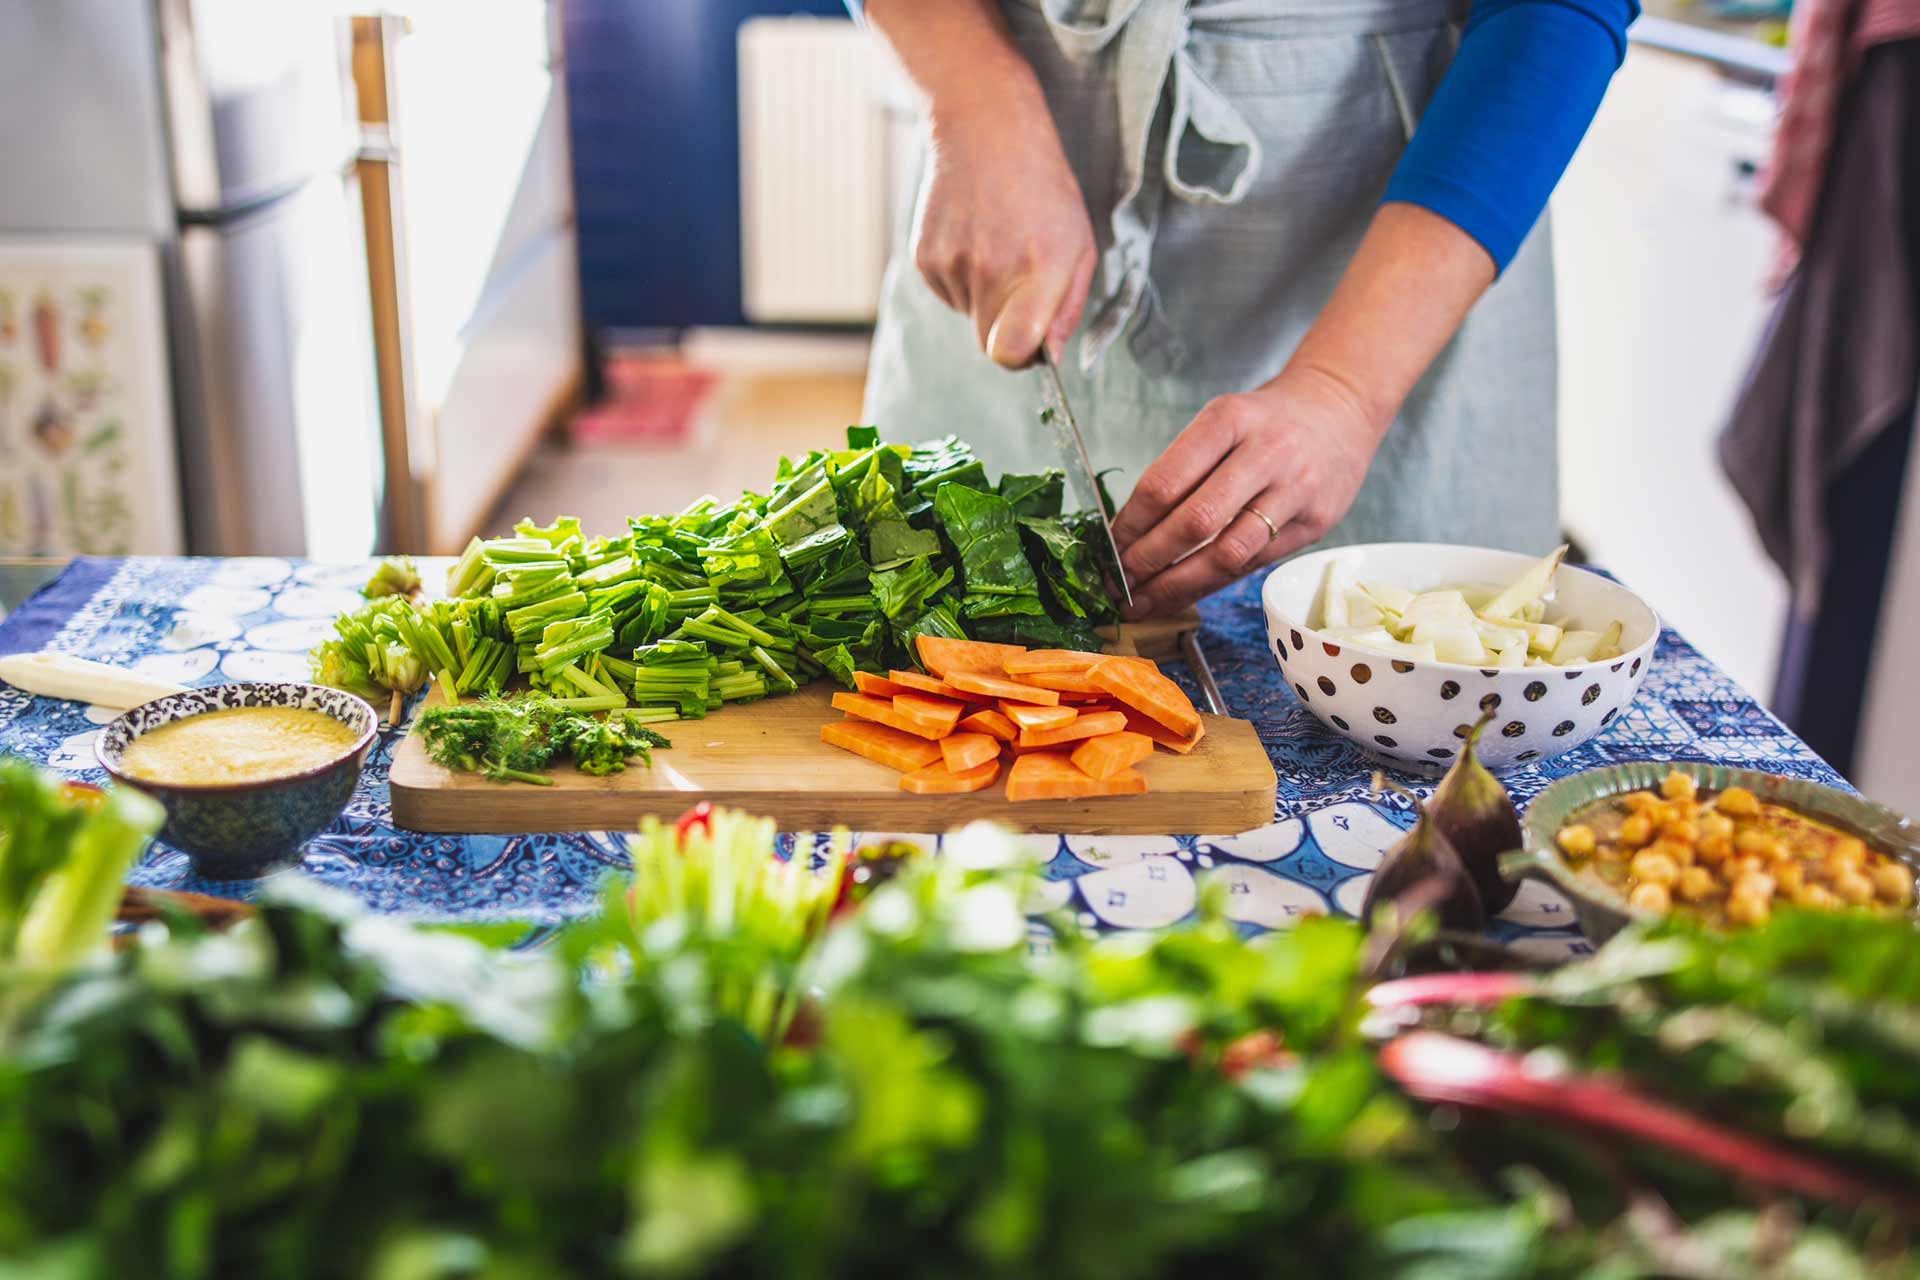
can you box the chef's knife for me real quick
[1037,350,1133,609]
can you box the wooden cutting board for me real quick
[386,614,1279,836]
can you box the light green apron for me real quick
[863,0,1560,555]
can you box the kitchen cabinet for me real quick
[1553,45,1787,701]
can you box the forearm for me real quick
[1283,202,1496,439]
[863,0,1044,124]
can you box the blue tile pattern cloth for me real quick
[0,558,1844,960]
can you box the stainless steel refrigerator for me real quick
[0,0,384,558]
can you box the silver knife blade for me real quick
[1037,350,1133,609]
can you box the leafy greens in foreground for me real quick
[0,752,1913,1277]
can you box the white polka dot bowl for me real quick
[1261,543,1659,773]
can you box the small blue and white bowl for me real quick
[1262,543,1660,773]
[97,682,377,879]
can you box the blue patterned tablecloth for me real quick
[0,557,1843,960]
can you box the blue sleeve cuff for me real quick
[1383,0,1637,270]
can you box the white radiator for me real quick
[737,18,891,324]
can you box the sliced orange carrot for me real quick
[958,708,1019,742]
[1020,670,1101,694]
[892,692,964,735]
[900,756,1000,794]
[854,670,915,698]
[820,719,943,770]
[999,648,1154,675]
[831,692,950,741]
[948,671,1060,705]
[1017,710,1127,749]
[1071,730,1155,779]
[1088,660,1202,739]
[939,731,999,772]
[1000,701,1076,731]
[915,634,1026,680]
[886,669,987,702]
[1006,750,1148,801]
[1002,649,1102,674]
[1121,707,1206,755]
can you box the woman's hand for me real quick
[1108,203,1499,618]
[913,88,1097,368]
[1110,364,1387,618]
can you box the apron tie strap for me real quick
[1036,0,1263,371]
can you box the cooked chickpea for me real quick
[1716,786,1760,818]
[1696,834,1733,865]
[1661,771,1698,802]
[1660,817,1700,845]
[1871,861,1914,906]
[1735,830,1786,862]
[1719,855,1765,884]
[1629,849,1680,887]
[1557,823,1598,858]
[1621,791,1662,815]
[1619,813,1654,848]
[1832,870,1876,906]
[1656,838,1696,868]
[1795,882,1839,910]
[1829,836,1868,870]
[1697,813,1734,844]
[1629,882,1673,914]
[1772,861,1806,896]
[1727,892,1770,927]
[1676,866,1718,903]
[1731,871,1776,902]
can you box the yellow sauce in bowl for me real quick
[119,706,361,786]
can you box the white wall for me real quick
[1553,48,1787,701]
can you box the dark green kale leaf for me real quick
[906,436,990,496]
[997,470,1064,519]
[870,555,955,623]
[932,483,1044,621]
[1019,515,1116,622]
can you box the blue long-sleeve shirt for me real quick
[1382,0,1637,268]
[844,0,1637,272]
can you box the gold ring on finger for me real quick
[1246,505,1281,542]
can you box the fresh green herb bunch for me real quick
[416,692,671,785]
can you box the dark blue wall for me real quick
[563,0,854,334]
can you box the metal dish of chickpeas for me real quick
[1552,769,1913,928]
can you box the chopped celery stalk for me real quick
[750,645,798,692]
[548,694,627,712]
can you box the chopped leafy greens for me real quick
[308,429,1121,777]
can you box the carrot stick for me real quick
[820,719,943,770]
[915,635,1026,679]
[1006,751,1148,800]
[891,691,964,735]
[948,671,1059,705]
[831,692,952,741]
[900,756,1000,794]
[1121,707,1205,754]
[855,671,915,698]
[940,731,1000,773]
[999,701,1076,731]
[1088,660,1201,739]
[1017,710,1127,749]
[958,708,1019,742]
[1070,731,1155,779]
